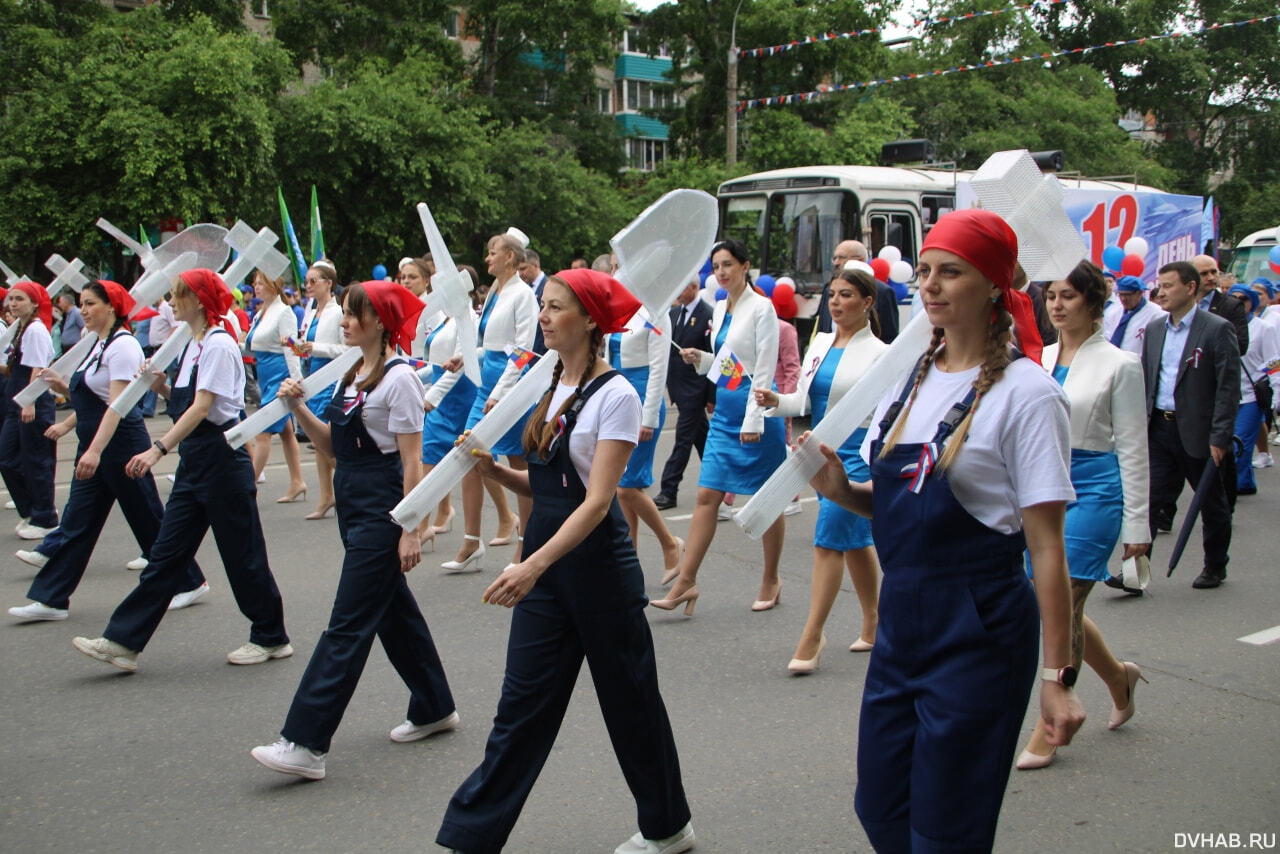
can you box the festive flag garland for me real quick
[737,14,1279,111]
[738,0,1067,59]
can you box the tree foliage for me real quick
[267,0,459,77]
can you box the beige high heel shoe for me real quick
[649,586,699,616]
[1109,661,1148,730]
[488,515,519,546]
[431,508,455,535]
[788,635,827,675]
[661,537,685,585]
[277,486,307,504]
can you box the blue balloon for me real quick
[1269,245,1280,265]
[714,287,728,301]
[1102,245,1126,272]
[700,257,714,279]
[372,263,388,280]
[756,274,776,297]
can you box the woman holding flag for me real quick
[251,281,456,781]
[652,239,787,615]
[295,259,346,520]
[245,270,306,503]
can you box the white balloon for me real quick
[877,245,902,264]
[890,260,914,283]
[1123,236,1149,258]
[702,273,715,289]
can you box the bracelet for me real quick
[153,439,168,456]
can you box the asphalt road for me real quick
[2,419,1277,853]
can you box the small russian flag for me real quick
[706,344,747,391]
[507,346,537,368]
[285,336,307,357]
[642,319,662,336]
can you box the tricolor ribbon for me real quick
[342,391,366,415]
[1186,347,1203,370]
[899,442,938,494]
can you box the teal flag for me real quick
[310,185,325,263]
[278,186,309,284]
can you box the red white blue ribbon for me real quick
[900,442,938,494]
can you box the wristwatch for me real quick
[153,439,169,456]
[1042,665,1078,688]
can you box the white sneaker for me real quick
[227,641,294,665]
[166,474,176,483]
[784,499,803,516]
[716,504,732,521]
[257,471,266,484]
[16,523,55,540]
[15,549,48,569]
[250,738,325,780]
[3,499,14,509]
[615,821,695,854]
[9,601,68,621]
[125,556,148,571]
[389,710,460,743]
[167,582,210,611]
[14,518,29,534]
[1253,452,1275,469]
[72,636,138,672]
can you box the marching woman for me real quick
[652,239,787,614]
[71,268,289,672]
[437,268,692,854]
[607,305,686,579]
[1016,259,1150,770]
[0,282,60,540]
[754,267,886,673]
[251,281,456,781]
[442,233,537,572]
[417,264,480,542]
[1227,284,1280,495]
[8,281,207,621]
[245,270,306,503]
[296,259,346,520]
[806,209,1084,851]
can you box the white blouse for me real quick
[768,324,887,427]
[299,299,345,360]
[477,274,538,402]
[245,299,302,378]
[613,307,671,429]
[693,288,779,434]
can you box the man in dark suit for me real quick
[811,240,900,344]
[517,248,549,354]
[1192,254,1249,355]
[1140,261,1240,589]
[654,280,713,510]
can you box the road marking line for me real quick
[1237,626,1280,646]
[662,495,818,523]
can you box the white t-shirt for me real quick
[334,359,425,454]
[19,322,54,370]
[543,373,640,487]
[175,329,245,424]
[82,331,144,405]
[860,355,1074,534]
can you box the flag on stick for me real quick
[706,343,748,390]
[277,187,309,284]
[310,185,325,262]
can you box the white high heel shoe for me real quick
[442,535,484,573]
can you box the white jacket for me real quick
[694,288,779,434]
[613,307,671,429]
[476,274,538,402]
[1101,297,1165,356]
[245,298,301,378]
[1239,315,1280,404]
[1042,332,1149,544]
[421,311,465,409]
[299,299,345,360]
[767,325,886,428]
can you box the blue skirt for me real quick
[255,350,293,435]
[698,381,787,494]
[1027,449,1121,582]
[814,427,873,551]
[464,349,531,458]
[423,365,479,464]
[617,366,665,489]
[303,356,338,423]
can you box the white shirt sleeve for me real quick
[19,323,54,369]
[194,333,244,403]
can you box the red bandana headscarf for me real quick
[179,268,234,329]
[96,280,137,319]
[921,209,1043,364]
[361,281,426,354]
[552,269,643,334]
[13,281,53,331]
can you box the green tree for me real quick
[162,0,246,32]
[267,0,459,77]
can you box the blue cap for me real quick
[1115,275,1145,293]
[1229,284,1260,312]
[1251,277,1276,299]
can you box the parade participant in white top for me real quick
[245,270,305,502]
[295,259,346,520]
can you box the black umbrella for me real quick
[1166,457,1220,577]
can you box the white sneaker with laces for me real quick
[227,641,294,665]
[15,549,48,569]
[615,821,695,854]
[250,738,325,780]
[716,505,731,521]
[783,499,803,516]
[9,601,68,621]
[17,523,56,541]
[72,636,138,672]
[167,582,210,611]
[14,518,29,534]
[1253,452,1275,469]
[125,556,148,571]
[389,710,460,743]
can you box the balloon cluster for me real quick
[771,276,797,319]
[1269,245,1280,276]
[868,245,915,285]
[1101,237,1148,278]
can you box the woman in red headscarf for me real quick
[805,209,1085,852]
[72,269,289,673]
[251,281,456,782]
[437,269,693,854]
[0,281,60,538]
[8,281,207,622]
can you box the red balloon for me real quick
[869,258,891,282]
[773,282,794,300]
[774,294,797,320]
[1120,254,1145,277]
[1271,261,1280,276]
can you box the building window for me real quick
[618,79,674,112]
[626,138,667,172]
[253,0,270,18]
[444,11,459,38]
[597,88,613,114]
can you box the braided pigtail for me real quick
[937,304,1013,471]
[522,357,565,457]
[877,326,944,460]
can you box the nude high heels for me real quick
[277,486,307,504]
[661,537,685,586]
[1109,661,1148,730]
[431,508,455,535]
[488,514,520,546]
[442,535,484,573]
[305,503,334,520]
[788,635,826,675]
[751,583,781,612]
[1015,747,1056,770]
[649,587,699,616]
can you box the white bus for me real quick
[1227,226,1279,285]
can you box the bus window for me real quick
[921,195,953,237]
[766,191,852,288]
[721,195,767,264]
[868,211,918,265]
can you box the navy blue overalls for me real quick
[855,371,1038,853]
[103,328,287,653]
[280,362,454,753]
[26,331,204,609]
[0,323,59,528]
[438,372,689,854]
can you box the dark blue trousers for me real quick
[0,397,59,528]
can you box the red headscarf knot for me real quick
[552,269,643,334]
[96,280,137,319]
[13,281,53,331]
[361,281,425,354]
[179,269,234,329]
[921,209,1043,364]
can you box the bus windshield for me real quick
[766,191,851,287]
[1228,243,1277,287]
[721,195,767,266]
